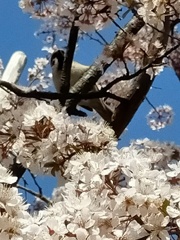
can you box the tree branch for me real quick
[65,65,104,114]
[104,15,145,59]
[59,19,79,105]
[111,72,152,137]
[0,80,125,103]
[111,16,172,137]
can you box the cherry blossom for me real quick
[147,105,174,130]
[0,0,180,239]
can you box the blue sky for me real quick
[0,2,180,201]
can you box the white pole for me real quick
[0,51,27,101]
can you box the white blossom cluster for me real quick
[27,57,51,90]
[0,164,31,239]
[147,105,174,130]
[137,0,180,30]
[1,89,180,240]
[0,75,180,239]
[1,0,180,238]
[19,0,180,34]
[19,0,55,16]
[18,0,180,83]
[19,0,119,32]
[1,128,180,238]
[18,0,179,80]
[0,95,180,240]
[0,96,116,175]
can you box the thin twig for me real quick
[145,97,159,115]
[21,177,28,199]
[108,15,122,29]
[148,22,180,43]
[95,30,108,45]
[17,184,52,205]
[102,43,180,92]
[84,32,105,45]
[28,170,43,195]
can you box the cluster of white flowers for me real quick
[1,1,179,239]
[137,0,167,30]
[19,0,34,13]
[53,0,119,31]
[19,0,119,32]
[75,0,118,31]
[1,131,180,239]
[27,57,51,90]
[19,0,55,17]
[147,105,174,130]
[0,96,116,175]
[0,164,31,239]
[1,94,180,240]
[1,60,180,237]
[136,0,180,30]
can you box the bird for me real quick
[50,50,112,122]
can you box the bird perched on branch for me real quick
[50,50,112,122]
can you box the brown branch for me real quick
[111,72,152,137]
[104,15,145,59]
[1,43,178,129]
[2,16,168,137]
[95,30,108,44]
[111,16,172,137]
[65,65,104,114]
[0,80,125,102]
[59,20,79,105]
